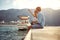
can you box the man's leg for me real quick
[28,23,43,32]
[28,26,32,32]
[32,23,43,29]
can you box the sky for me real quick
[0,0,60,10]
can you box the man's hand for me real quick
[31,20,38,25]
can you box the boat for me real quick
[17,16,31,30]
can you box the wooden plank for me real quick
[32,26,60,40]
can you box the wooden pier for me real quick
[24,26,60,40]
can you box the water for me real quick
[0,25,27,40]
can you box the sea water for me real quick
[0,25,27,40]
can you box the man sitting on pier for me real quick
[28,7,45,30]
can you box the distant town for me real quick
[0,16,30,25]
[0,20,20,25]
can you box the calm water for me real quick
[0,25,27,40]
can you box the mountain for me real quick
[42,8,60,26]
[0,8,60,26]
[0,9,33,22]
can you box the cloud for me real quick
[12,0,60,10]
[0,0,14,10]
[0,0,60,10]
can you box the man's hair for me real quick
[36,7,41,12]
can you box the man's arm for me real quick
[31,17,38,24]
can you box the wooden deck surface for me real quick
[31,26,60,40]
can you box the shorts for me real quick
[31,23,43,29]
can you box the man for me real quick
[28,7,45,30]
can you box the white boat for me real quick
[17,16,31,30]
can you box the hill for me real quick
[0,8,60,26]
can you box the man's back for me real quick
[37,12,45,27]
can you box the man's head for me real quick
[36,7,41,12]
[34,10,38,13]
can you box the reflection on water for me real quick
[0,25,18,31]
[0,25,27,40]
